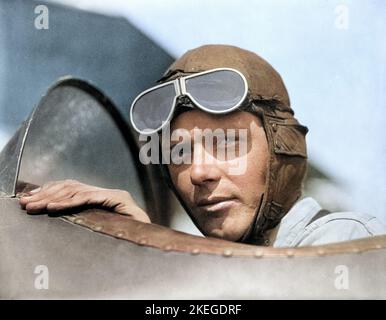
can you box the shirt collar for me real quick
[269,197,322,247]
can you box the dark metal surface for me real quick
[3,77,170,224]
[18,78,145,206]
[1,198,386,299]
[65,207,386,258]
[0,124,28,197]
[0,75,172,221]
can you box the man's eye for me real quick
[218,136,237,147]
[226,137,237,144]
[170,143,192,165]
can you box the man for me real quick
[19,44,386,246]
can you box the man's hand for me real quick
[19,179,151,223]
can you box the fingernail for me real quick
[29,187,41,194]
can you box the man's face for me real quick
[167,110,269,241]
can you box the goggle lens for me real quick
[185,70,246,111]
[130,68,247,134]
[131,83,176,133]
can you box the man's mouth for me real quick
[196,197,238,213]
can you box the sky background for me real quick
[1,0,385,222]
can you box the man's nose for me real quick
[190,144,221,186]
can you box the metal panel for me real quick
[1,198,386,299]
[18,78,146,208]
[0,122,29,196]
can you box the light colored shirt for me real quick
[271,197,386,247]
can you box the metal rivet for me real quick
[191,248,200,255]
[271,122,278,132]
[223,249,233,257]
[74,218,84,224]
[254,250,264,258]
[115,232,124,238]
[138,238,148,246]
[93,225,102,231]
[286,249,294,258]
[317,248,325,256]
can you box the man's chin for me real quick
[204,227,242,242]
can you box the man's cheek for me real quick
[174,174,193,201]
[225,154,249,176]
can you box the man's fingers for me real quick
[44,189,110,212]
[22,181,64,201]
[46,195,94,211]
[45,190,125,212]
[20,180,87,206]
[25,192,87,214]
[18,180,150,224]
[25,199,50,214]
[24,186,79,212]
[21,182,102,213]
[21,187,71,206]
[25,191,79,213]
